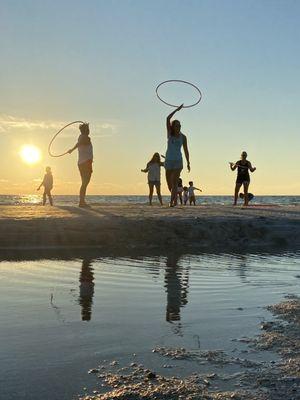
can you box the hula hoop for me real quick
[156,80,202,108]
[48,120,84,157]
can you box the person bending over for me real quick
[239,192,254,203]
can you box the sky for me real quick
[0,0,299,195]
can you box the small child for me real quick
[141,153,164,205]
[37,166,53,206]
[176,178,183,205]
[188,181,202,205]
[239,192,254,203]
[183,186,189,205]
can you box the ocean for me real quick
[0,194,299,206]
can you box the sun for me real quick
[20,145,42,165]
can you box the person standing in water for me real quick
[165,104,190,207]
[230,151,256,206]
[37,166,53,206]
[68,123,93,208]
[141,152,164,205]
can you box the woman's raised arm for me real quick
[166,104,184,137]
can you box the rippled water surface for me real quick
[0,253,299,399]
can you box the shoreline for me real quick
[0,204,299,258]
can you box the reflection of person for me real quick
[164,254,189,323]
[165,104,190,207]
[230,151,256,206]
[68,123,93,208]
[79,258,95,321]
[37,166,53,206]
[141,152,164,205]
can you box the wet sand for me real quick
[0,204,299,256]
[80,296,300,400]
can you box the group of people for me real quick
[141,104,256,207]
[37,107,256,207]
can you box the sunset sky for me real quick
[1,0,299,195]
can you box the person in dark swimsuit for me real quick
[230,151,256,206]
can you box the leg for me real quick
[234,183,242,205]
[148,183,154,205]
[179,193,183,205]
[243,181,250,206]
[42,191,46,206]
[79,171,92,206]
[165,170,173,192]
[170,169,182,206]
[155,184,163,205]
[48,191,53,206]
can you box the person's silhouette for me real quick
[79,258,95,321]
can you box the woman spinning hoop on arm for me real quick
[230,151,256,206]
[165,104,190,207]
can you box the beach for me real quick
[0,204,299,257]
[0,204,299,399]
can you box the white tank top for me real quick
[77,135,93,165]
[147,163,161,182]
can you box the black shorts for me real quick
[78,160,93,180]
[236,177,250,185]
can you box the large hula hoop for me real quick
[48,120,85,157]
[156,80,202,108]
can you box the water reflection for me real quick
[78,258,95,321]
[164,255,190,324]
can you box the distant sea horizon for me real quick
[0,194,299,206]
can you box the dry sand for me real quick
[0,204,299,257]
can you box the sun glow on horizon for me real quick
[20,145,41,165]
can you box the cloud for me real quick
[0,114,117,138]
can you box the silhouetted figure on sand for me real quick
[239,192,254,203]
[188,181,202,205]
[37,166,53,206]
[141,152,164,205]
[230,151,256,206]
[79,258,95,321]
[68,123,93,208]
[165,104,190,207]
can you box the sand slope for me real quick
[0,204,299,256]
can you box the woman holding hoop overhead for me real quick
[165,104,190,207]
[230,151,256,206]
[68,123,93,208]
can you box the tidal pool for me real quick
[0,253,299,399]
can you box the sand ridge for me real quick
[0,204,299,255]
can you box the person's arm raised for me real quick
[182,135,190,172]
[166,104,184,137]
